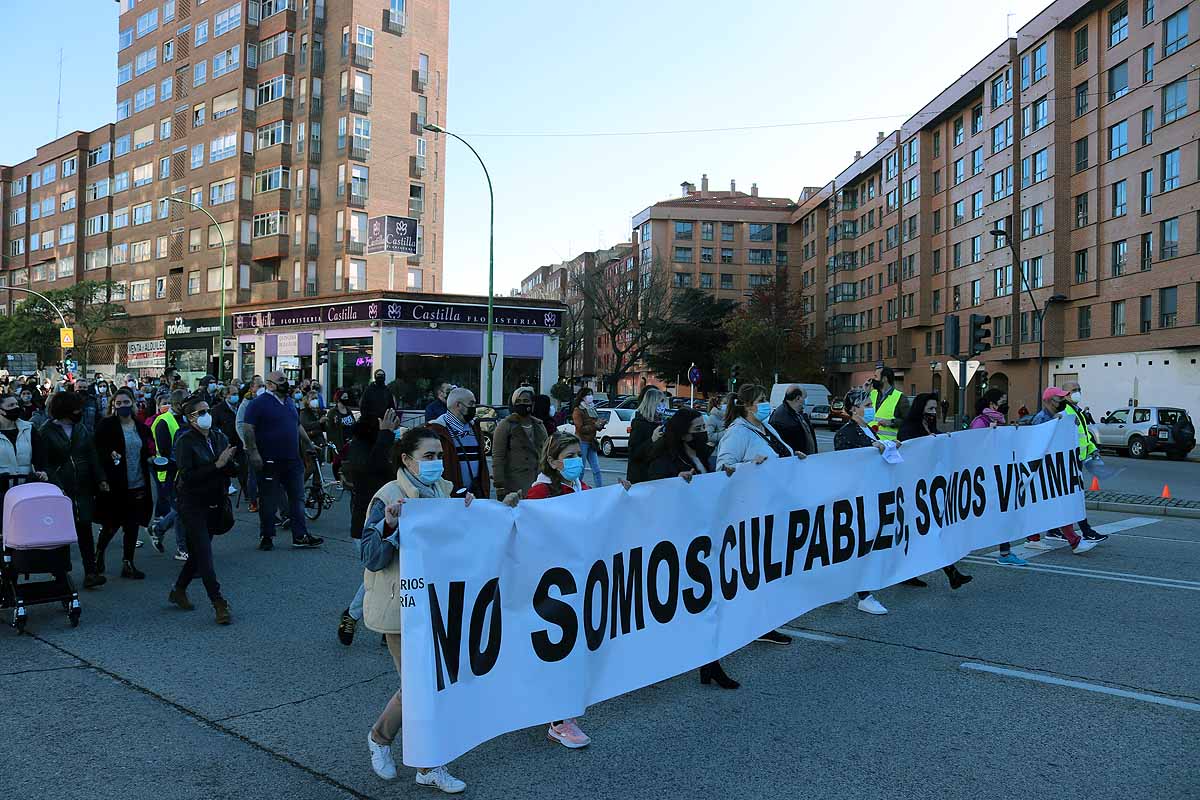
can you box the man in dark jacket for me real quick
[424,382,452,422]
[358,368,397,425]
[769,385,818,455]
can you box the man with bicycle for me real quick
[242,370,324,551]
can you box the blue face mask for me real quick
[560,456,584,481]
[228,396,240,406]
[862,407,876,423]
[394,428,405,441]
[655,403,667,417]
[756,402,772,422]
[416,459,444,484]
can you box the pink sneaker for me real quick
[547,719,591,749]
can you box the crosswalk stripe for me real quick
[960,663,1200,712]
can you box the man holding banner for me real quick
[386,413,1086,770]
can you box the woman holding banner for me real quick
[360,425,473,794]
[715,384,801,645]
[648,408,741,689]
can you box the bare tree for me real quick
[571,257,673,395]
[557,300,585,382]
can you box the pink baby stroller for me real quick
[1,479,81,633]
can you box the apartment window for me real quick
[59,222,76,244]
[1161,217,1179,259]
[356,25,375,58]
[673,246,692,263]
[188,271,200,295]
[1140,169,1154,214]
[159,117,171,139]
[1074,249,1089,282]
[1143,46,1154,83]
[213,45,241,78]
[1029,204,1044,236]
[117,99,131,121]
[932,130,941,156]
[1161,149,1180,191]
[1108,121,1128,159]
[190,187,203,208]
[1140,295,1153,332]
[257,76,291,106]
[1111,300,1126,335]
[85,178,110,201]
[1031,42,1047,82]
[971,147,983,176]
[953,117,964,146]
[1111,239,1128,276]
[1142,107,1154,145]
[991,118,1012,153]
[193,102,206,127]
[193,61,206,87]
[118,63,133,86]
[699,247,713,264]
[700,222,714,241]
[195,19,209,46]
[953,158,964,185]
[720,248,733,264]
[1024,256,1044,288]
[971,191,984,219]
[953,242,963,267]
[1144,0,1155,24]
[347,259,367,291]
[1163,8,1189,56]
[136,8,158,38]
[210,177,236,205]
[1162,78,1187,124]
[113,207,129,228]
[133,202,153,225]
[1109,1,1128,47]
[212,89,239,120]
[1142,232,1154,270]
[718,273,734,290]
[672,273,694,289]
[719,222,734,242]
[256,120,291,149]
[252,211,288,238]
[163,40,175,63]
[990,167,1012,201]
[1075,82,1089,117]
[1032,96,1048,129]
[254,167,290,193]
[1159,286,1177,328]
[748,223,773,242]
[60,190,76,212]
[990,71,1011,109]
[215,2,242,36]
[1077,306,1091,338]
[189,228,202,252]
[135,46,157,76]
[209,133,237,162]
[115,135,131,157]
[698,273,713,289]
[971,280,981,306]
[259,31,293,62]
[189,143,204,169]
[120,27,133,50]
[1112,180,1127,216]
[993,264,1013,297]
[1075,25,1089,64]
[674,221,693,240]
[748,248,772,265]
[158,156,170,179]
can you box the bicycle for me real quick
[303,441,345,520]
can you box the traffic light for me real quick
[316,341,329,367]
[730,364,740,386]
[969,313,992,354]
[944,314,961,356]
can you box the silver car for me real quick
[1095,406,1196,460]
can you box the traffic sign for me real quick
[688,365,702,384]
[945,359,981,386]
[59,327,75,348]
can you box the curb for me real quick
[1086,499,1200,520]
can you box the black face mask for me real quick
[374,375,385,385]
[689,431,709,449]
[513,403,532,417]
[461,405,477,423]
[997,403,1010,416]
[923,413,938,429]
[273,381,290,395]
[2,408,20,421]
[69,411,84,423]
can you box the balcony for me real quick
[307,140,322,161]
[382,6,406,35]
[307,189,321,209]
[348,185,368,208]
[310,49,325,74]
[346,241,365,255]
[306,239,319,257]
[245,280,288,303]
[352,46,373,70]
[349,142,370,162]
[251,234,290,261]
[308,95,323,117]
[350,91,372,113]
[312,5,325,29]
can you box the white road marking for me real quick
[779,629,844,643]
[960,556,1200,591]
[981,516,1160,561]
[960,662,1200,712]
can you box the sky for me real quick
[0,0,1050,295]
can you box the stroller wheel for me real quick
[69,608,81,628]
[14,613,27,634]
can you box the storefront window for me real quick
[171,347,210,389]
[503,357,541,405]
[268,355,311,387]
[239,342,256,381]
[393,353,480,409]
[329,337,373,404]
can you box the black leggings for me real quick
[97,487,148,563]
[175,503,222,602]
[75,517,97,573]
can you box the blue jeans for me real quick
[581,442,603,487]
[348,539,366,621]
[245,465,258,503]
[152,473,187,554]
[258,459,308,541]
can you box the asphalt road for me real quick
[4,484,1198,799]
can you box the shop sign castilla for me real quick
[367,215,419,255]
[233,299,563,331]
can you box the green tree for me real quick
[7,280,128,374]
[720,275,823,388]
[643,289,737,387]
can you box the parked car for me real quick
[810,405,831,426]
[827,399,850,429]
[1095,405,1196,460]
[558,407,634,456]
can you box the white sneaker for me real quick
[1025,539,1053,550]
[174,550,189,562]
[415,765,466,794]
[1072,539,1098,554]
[367,732,397,780]
[856,594,888,615]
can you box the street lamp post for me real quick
[990,228,1066,402]
[423,122,496,405]
[164,195,228,380]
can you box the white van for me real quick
[769,383,831,412]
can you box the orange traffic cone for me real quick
[1089,477,1100,491]
[1161,484,1171,499]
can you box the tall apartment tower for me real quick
[88,0,447,368]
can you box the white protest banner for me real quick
[397,420,1085,767]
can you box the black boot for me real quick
[948,567,973,590]
[121,560,145,580]
[699,660,740,690]
[902,576,928,587]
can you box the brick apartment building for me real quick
[796,0,1198,416]
[2,0,448,385]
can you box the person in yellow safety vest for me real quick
[1058,381,1107,544]
[868,366,904,441]
[149,390,190,559]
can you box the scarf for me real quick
[438,411,472,439]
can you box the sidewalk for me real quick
[1086,490,1200,519]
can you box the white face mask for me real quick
[308,399,320,409]
[194,412,213,431]
[97,385,108,394]
[1070,391,1082,403]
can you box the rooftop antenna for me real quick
[55,48,63,138]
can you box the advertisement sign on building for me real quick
[277,332,299,357]
[233,299,563,332]
[367,215,419,255]
[126,339,167,370]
